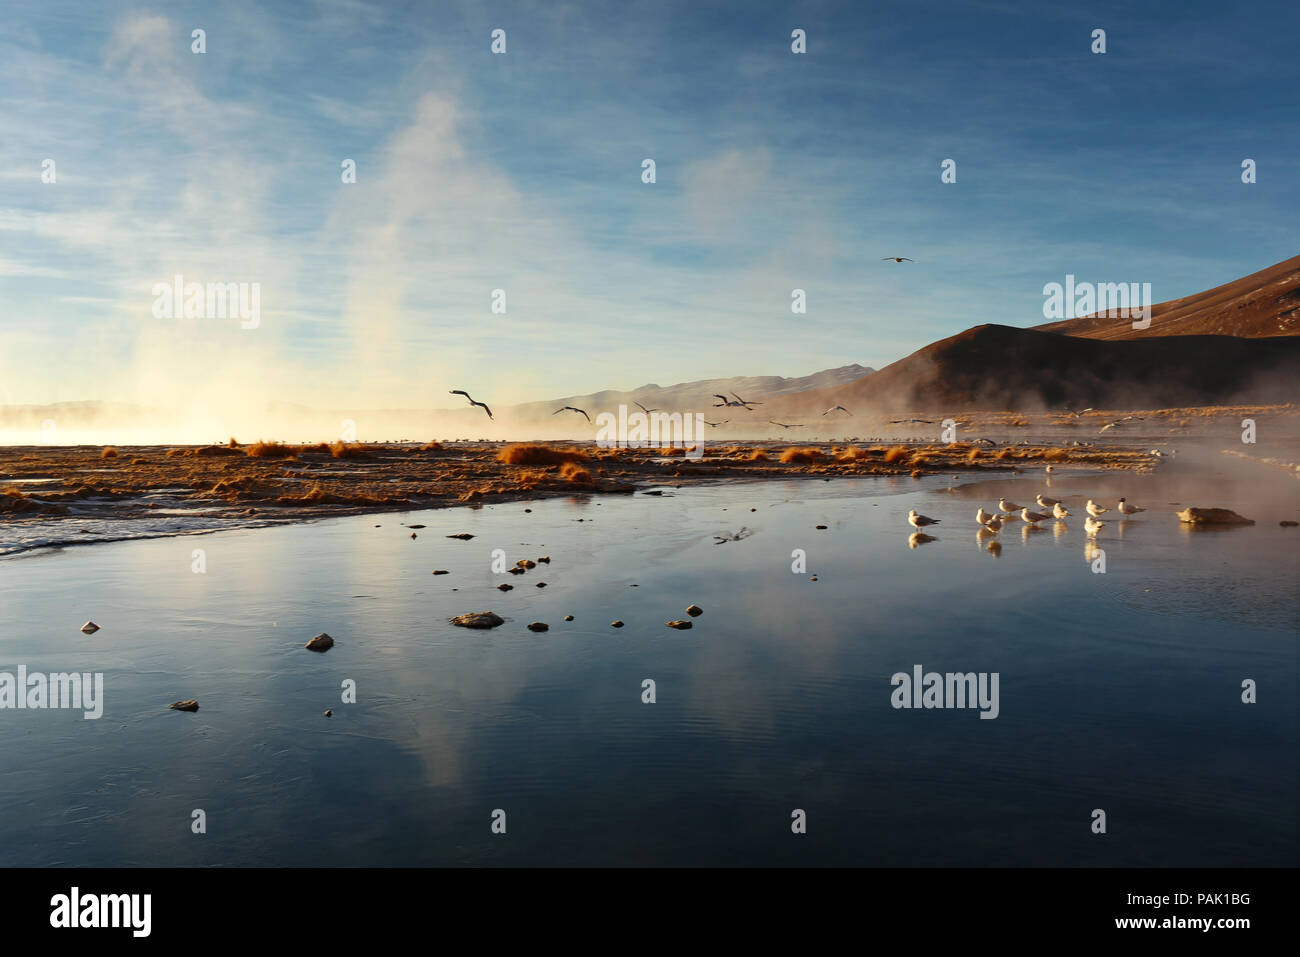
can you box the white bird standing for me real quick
[999,498,1023,513]
[976,507,995,525]
[982,514,1003,533]
[908,509,940,529]
[1086,499,1109,518]
[1020,507,1052,526]
[1036,493,1061,509]
[1084,516,1105,537]
[1117,497,1146,515]
[1052,502,1071,519]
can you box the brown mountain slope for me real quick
[1034,254,1300,340]
[767,324,1300,414]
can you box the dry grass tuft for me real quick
[747,449,769,461]
[780,447,823,464]
[421,441,444,451]
[967,448,981,462]
[330,441,370,459]
[246,440,298,459]
[497,443,589,466]
[560,462,594,484]
[100,446,118,459]
[883,445,909,463]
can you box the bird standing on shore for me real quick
[1086,500,1109,517]
[1117,497,1146,515]
[1085,516,1105,537]
[999,498,1023,514]
[1020,507,1052,526]
[976,507,994,525]
[908,509,940,529]
[1036,493,1061,509]
[1052,502,1070,519]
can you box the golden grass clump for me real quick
[421,441,444,451]
[497,444,589,466]
[560,462,594,484]
[227,437,242,448]
[780,447,823,464]
[747,449,769,461]
[100,446,118,459]
[246,440,298,459]
[297,442,330,454]
[658,446,686,457]
[967,448,981,462]
[1041,448,1069,462]
[882,445,909,463]
[330,441,370,459]
[834,446,870,462]
[1010,417,1029,427]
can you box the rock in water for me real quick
[450,611,505,629]
[497,583,513,591]
[169,699,199,712]
[611,620,625,628]
[527,622,549,632]
[80,621,100,634]
[665,619,693,630]
[432,569,450,575]
[685,604,703,617]
[305,633,335,651]
[324,710,333,717]
[1177,507,1255,526]
[564,615,574,621]
[447,533,474,540]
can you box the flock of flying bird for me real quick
[907,492,1147,541]
[450,388,853,429]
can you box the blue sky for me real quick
[1,0,1296,417]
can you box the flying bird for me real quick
[553,406,591,422]
[1117,497,1146,515]
[450,390,493,419]
[633,401,660,414]
[882,257,914,263]
[769,420,803,429]
[908,509,940,529]
[702,419,728,428]
[1064,406,1094,418]
[822,405,851,416]
[712,394,738,407]
[730,392,761,409]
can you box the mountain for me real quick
[768,324,1300,414]
[1033,254,1300,340]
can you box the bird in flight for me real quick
[822,405,851,416]
[730,392,760,409]
[553,406,591,422]
[450,390,493,419]
[1064,406,1094,418]
[701,419,728,428]
[768,420,803,429]
[633,401,661,415]
[882,257,914,263]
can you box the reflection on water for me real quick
[0,471,1295,866]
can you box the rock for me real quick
[408,524,426,529]
[410,532,417,539]
[508,566,525,575]
[537,556,551,563]
[686,604,703,617]
[305,633,335,652]
[527,622,549,632]
[1281,520,1298,527]
[516,559,536,569]
[611,620,625,628]
[169,699,199,712]
[564,615,574,621]
[524,508,532,513]
[1177,507,1255,526]
[810,575,818,581]
[450,611,504,629]
[497,583,513,591]
[815,525,828,530]
[447,533,474,540]
[535,582,547,588]
[80,621,100,634]
[432,569,450,575]
[665,619,693,630]
[324,710,333,717]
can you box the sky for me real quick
[1,0,1297,422]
